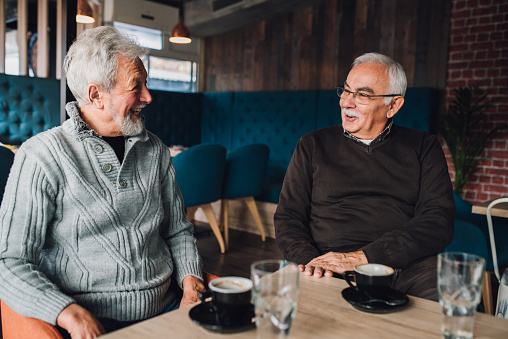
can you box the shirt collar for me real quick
[343,119,393,145]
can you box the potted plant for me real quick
[440,86,502,198]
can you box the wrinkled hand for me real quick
[180,275,206,308]
[56,303,105,339]
[300,251,368,278]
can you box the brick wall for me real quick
[445,0,508,203]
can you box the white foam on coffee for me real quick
[355,264,394,276]
[209,277,253,293]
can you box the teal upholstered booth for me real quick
[0,73,440,205]
[200,88,439,203]
[0,73,60,145]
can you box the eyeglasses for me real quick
[336,87,402,105]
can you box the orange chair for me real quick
[0,273,219,339]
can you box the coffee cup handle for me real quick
[199,290,212,304]
[343,271,358,291]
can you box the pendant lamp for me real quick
[76,0,95,24]
[170,6,191,44]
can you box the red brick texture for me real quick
[444,0,508,203]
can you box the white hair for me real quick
[352,52,407,105]
[63,26,148,107]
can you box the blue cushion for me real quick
[0,74,60,144]
[172,144,226,207]
[446,219,489,262]
[222,144,269,199]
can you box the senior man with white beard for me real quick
[0,26,204,338]
[274,52,455,301]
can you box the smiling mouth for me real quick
[131,106,144,116]
[343,108,360,119]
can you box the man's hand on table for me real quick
[180,275,206,308]
[300,250,368,278]
[57,303,105,339]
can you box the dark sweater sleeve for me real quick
[274,138,321,265]
[361,135,455,268]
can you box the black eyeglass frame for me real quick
[336,87,403,101]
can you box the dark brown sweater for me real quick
[274,124,455,269]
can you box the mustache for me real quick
[342,108,360,118]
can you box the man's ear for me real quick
[387,96,405,119]
[88,84,104,109]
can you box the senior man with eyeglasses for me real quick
[274,52,454,301]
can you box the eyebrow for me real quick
[343,81,375,94]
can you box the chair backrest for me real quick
[0,146,15,200]
[446,219,489,262]
[222,144,269,199]
[486,197,508,282]
[172,144,227,207]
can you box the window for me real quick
[113,21,200,93]
[113,22,162,50]
[5,31,19,75]
[144,56,197,92]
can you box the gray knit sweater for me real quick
[0,102,202,325]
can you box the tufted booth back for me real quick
[0,73,60,145]
[0,76,439,204]
[200,88,439,203]
[142,89,202,147]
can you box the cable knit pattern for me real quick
[0,102,202,325]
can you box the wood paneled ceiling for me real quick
[151,0,329,38]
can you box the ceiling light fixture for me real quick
[170,6,191,44]
[76,0,95,24]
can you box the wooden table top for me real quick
[472,197,508,218]
[101,273,508,339]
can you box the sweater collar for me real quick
[65,101,148,143]
[343,119,393,145]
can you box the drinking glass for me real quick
[251,260,299,339]
[437,252,486,339]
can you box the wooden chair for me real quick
[0,272,218,339]
[220,144,269,249]
[486,198,508,283]
[173,144,228,253]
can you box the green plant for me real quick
[440,86,501,198]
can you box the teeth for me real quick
[131,107,143,115]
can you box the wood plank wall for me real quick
[202,0,451,92]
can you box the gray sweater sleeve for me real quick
[0,148,75,325]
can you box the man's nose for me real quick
[340,92,356,108]
[140,85,152,104]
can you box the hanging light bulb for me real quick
[76,0,95,24]
[170,6,191,44]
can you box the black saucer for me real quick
[341,287,409,314]
[189,301,255,333]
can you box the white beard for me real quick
[110,101,145,136]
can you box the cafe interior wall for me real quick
[201,0,508,205]
[443,0,508,205]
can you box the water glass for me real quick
[251,260,299,339]
[495,268,508,319]
[437,252,486,339]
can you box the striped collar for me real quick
[343,119,393,145]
